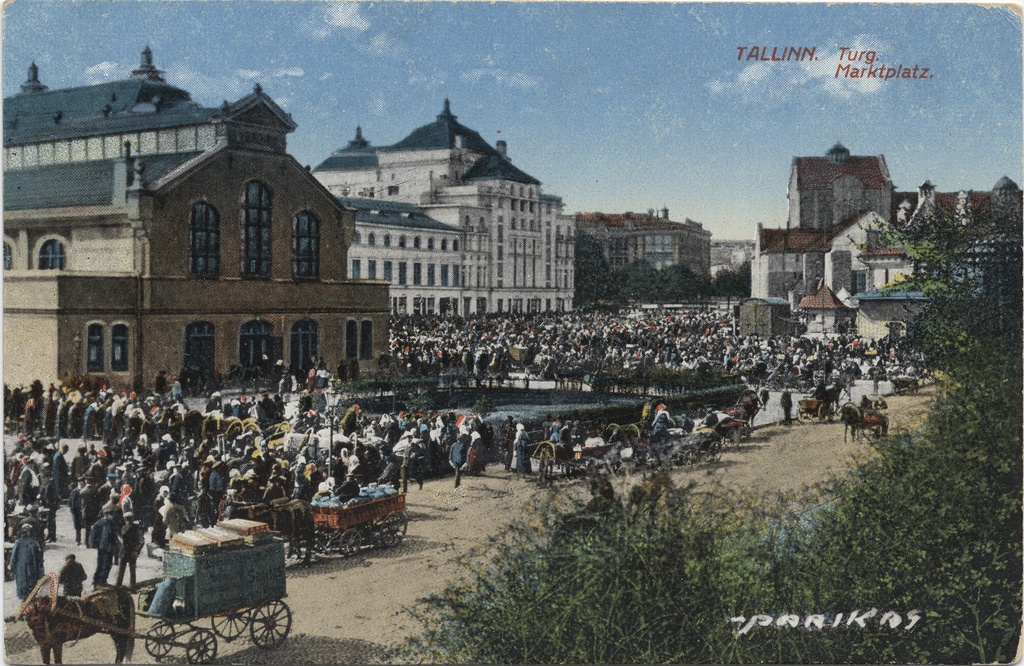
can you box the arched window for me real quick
[368,233,376,247]
[345,320,358,359]
[86,323,104,372]
[38,238,66,270]
[427,238,434,251]
[4,242,11,270]
[293,211,320,279]
[359,320,373,360]
[413,236,421,249]
[190,202,220,276]
[453,240,460,252]
[355,231,362,245]
[239,319,274,368]
[111,324,129,371]
[441,239,448,251]
[243,181,271,276]
[183,321,215,378]
[384,234,391,248]
[290,318,319,376]
[398,236,406,248]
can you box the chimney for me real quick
[496,140,507,158]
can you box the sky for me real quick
[3,1,1022,240]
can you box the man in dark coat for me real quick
[8,524,44,601]
[89,504,119,587]
[116,510,144,589]
[780,390,793,426]
[69,477,87,545]
[58,554,88,597]
[51,444,70,499]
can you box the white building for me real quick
[314,100,574,314]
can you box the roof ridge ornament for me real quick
[130,45,165,82]
[438,98,456,121]
[20,61,49,94]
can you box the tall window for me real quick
[398,262,407,285]
[293,211,319,279]
[111,324,129,371]
[398,236,406,248]
[452,265,460,286]
[427,264,435,286]
[441,265,449,286]
[384,234,391,248]
[384,261,393,282]
[427,238,435,250]
[190,202,220,276]
[452,240,459,252]
[290,318,319,376]
[351,259,361,278]
[413,263,422,285]
[239,319,274,367]
[360,320,373,360]
[368,233,376,247]
[38,239,66,270]
[413,236,421,249]
[183,321,215,378]
[244,181,271,276]
[86,323,103,372]
[345,320,358,359]
[368,260,377,280]
[4,242,11,270]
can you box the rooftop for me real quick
[336,197,459,232]
[576,211,705,232]
[793,145,891,191]
[797,285,850,310]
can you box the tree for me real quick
[711,261,751,298]
[573,230,617,307]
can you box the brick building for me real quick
[575,209,711,275]
[3,50,388,389]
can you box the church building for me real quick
[3,49,389,390]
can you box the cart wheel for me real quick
[321,531,341,555]
[798,410,810,423]
[706,440,723,463]
[378,511,408,548]
[145,620,177,660]
[186,627,218,664]
[250,599,292,649]
[338,529,362,556]
[212,608,251,641]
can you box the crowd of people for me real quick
[3,309,927,604]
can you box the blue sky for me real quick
[3,2,1022,239]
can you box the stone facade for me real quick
[3,52,389,390]
[575,209,712,275]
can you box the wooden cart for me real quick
[138,535,291,664]
[311,492,408,556]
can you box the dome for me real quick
[993,176,1020,191]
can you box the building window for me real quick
[427,264,435,286]
[452,265,460,286]
[384,261,393,282]
[355,232,362,245]
[345,320,358,359]
[398,262,407,285]
[413,236,421,249]
[510,218,516,231]
[359,320,373,360]
[293,211,320,279]
[497,225,503,242]
[243,181,272,276]
[86,323,104,372]
[351,259,361,279]
[239,319,274,368]
[453,240,460,252]
[399,236,406,248]
[413,263,422,285]
[38,238,66,270]
[183,321,215,378]
[3,242,10,270]
[190,202,220,276]
[111,324,129,371]
[388,185,399,196]
[290,318,319,376]
[368,259,377,280]
[368,232,376,247]
[384,234,392,247]
[441,239,448,251]
[441,265,449,286]
[428,237,435,251]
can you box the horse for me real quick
[224,498,316,565]
[19,574,135,664]
[839,403,889,442]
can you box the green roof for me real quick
[4,79,217,146]
[461,154,539,185]
[383,99,498,155]
[4,151,202,211]
[337,197,459,232]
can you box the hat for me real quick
[162,434,173,442]
[516,423,525,431]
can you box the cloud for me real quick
[358,33,404,59]
[459,68,542,90]
[707,35,888,101]
[273,67,305,78]
[236,68,262,80]
[308,3,370,40]
[84,61,120,82]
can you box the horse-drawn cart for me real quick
[137,523,292,664]
[797,397,835,422]
[311,491,408,556]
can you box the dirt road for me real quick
[3,387,936,665]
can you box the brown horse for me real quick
[224,498,316,565]
[19,575,135,664]
[840,403,889,442]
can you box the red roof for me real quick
[758,216,861,254]
[795,155,891,191]
[798,285,850,310]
